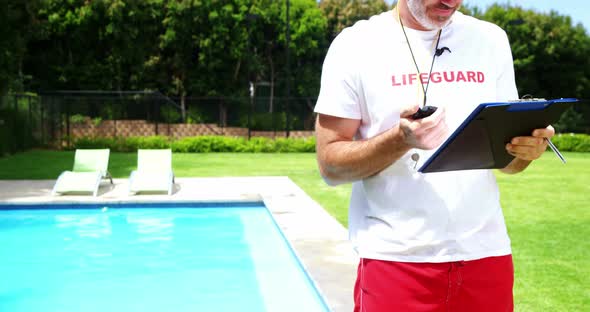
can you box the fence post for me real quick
[249,82,254,139]
[272,105,276,137]
[286,97,291,138]
[154,99,159,135]
[25,96,31,148]
[49,97,55,147]
[112,102,117,137]
[66,100,71,148]
[40,97,45,145]
[28,96,32,129]
[166,100,171,136]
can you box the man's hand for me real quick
[506,125,555,161]
[398,104,449,150]
[501,125,555,174]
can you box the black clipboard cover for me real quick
[419,98,579,173]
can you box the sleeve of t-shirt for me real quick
[314,29,362,120]
[495,30,519,101]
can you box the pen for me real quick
[545,138,566,164]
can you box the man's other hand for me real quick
[506,125,555,161]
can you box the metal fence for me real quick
[4,91,587,152]
[1,91,317,149]
[0,94,43,154]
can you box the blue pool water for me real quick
[0,203,330,312]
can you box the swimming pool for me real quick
[0,202,331,312]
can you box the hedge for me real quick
[551,133,590,152]
[71,135,316,153]
[68,133,590,154]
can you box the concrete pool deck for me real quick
[0,177,358,312]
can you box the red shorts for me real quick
[354,255,514,312]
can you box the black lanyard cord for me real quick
[398,13,443,107]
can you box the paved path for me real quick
[0,177,358,312]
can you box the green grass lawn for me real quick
[1,150,589,311]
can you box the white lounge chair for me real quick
[128,149,175,195]
[52,149,113,197]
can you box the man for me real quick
[314,0,553,311]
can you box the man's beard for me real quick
[406,0,453,30]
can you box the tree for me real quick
[100,0,164,91]
[12,0,589,133]
[156,0,207,121]
[247,0,326,110]
[25,0,100,90]
[183,1,252,125]
[481,5,590,132]
[24,0,164,91]
[319,0,390,41]
[483,5,590,99]
[0,0,40,94]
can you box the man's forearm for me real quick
[318,125,412,185]
[499,157,532,174]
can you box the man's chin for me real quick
[428,15,453,29]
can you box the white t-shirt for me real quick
[314,11,519,263]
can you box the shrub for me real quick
[92,117,102,126]
[245,137,276,153]
[69,114,88,125]
[124,136,171,151]
[552,133,590,152]
[58,133,590,154]
[72,136,171,152]
[171,137,214,153]
[201,136,242,152]
[71,135,316,153]
[71,136,118,150]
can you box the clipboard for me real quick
[418,98,579,173]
